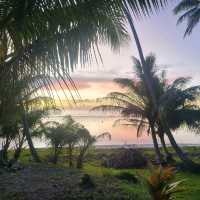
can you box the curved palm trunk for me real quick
[22,112,40,162]
[160,134,170,157]
[124,1,198,169]
[158,126,173,161]
[164,122,199,169]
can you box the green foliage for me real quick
[79,174,95,189]
[115,171,138,183]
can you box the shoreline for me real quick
[95,143,200,149]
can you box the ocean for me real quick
[33,109,200,148]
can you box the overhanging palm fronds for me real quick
[174,0,200,36]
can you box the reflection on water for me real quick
[34,109,200,148]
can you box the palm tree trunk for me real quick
[22,112,40,162]
[77,152,84,169]
[149,122,163,164]
[0,138,10,166]
[159,134,173,162]
[124,1,199,170]
[162,120,199,169]
[123,1,157,108]
[2,137,10,162]
[68,144,73,167]
[11,134,25,164]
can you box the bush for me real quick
[79,174,95,189]
[115,172,138,183]
[102,148,147,169]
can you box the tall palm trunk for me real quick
[124,1,198,169]
[22,111,40,162]
[123,1,158,107]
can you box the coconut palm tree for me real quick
[76,128,111,168]
[174,0,200,36]
[93,54,200,166]
[92,54,164,163]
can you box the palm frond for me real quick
[174,0,200,36]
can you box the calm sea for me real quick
[33,109,200,148]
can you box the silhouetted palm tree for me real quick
[93,54,200,166]
[93,54,164,163]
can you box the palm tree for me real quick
[1,76,54,162]
[9,109,48,165]
[76,128,111,169]
[157,77,200,160]
[0,2,169,162]
[93,54,200,166]
[0,0,169,92]
[174,0,200,36]
[62,115,80,167]
[44,125,67,164]
[92,54,164,163]
[122,2,200,169]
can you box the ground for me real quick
[0,147,200,200]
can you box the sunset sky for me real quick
[55,2,200,102]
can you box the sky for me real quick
[57,2,200,101]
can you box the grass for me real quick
[2,146,200,200]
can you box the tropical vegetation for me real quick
[0,0,200,199]
[93,54,200,167]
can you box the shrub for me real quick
[79,174,95,189]
[115,172,138,183]
[102,148,147,169]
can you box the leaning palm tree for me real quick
[4,76,54,162]
[174,0,200,36]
